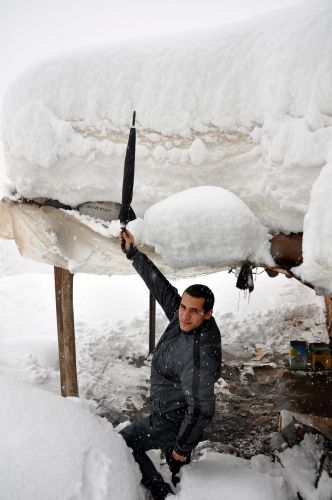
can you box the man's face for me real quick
[179,292,212,333]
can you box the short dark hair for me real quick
[183,284,215,312]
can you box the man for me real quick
[120,229,222,500]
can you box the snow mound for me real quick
[177,452,288,500]
[176,435,332,500]
[144,186,274,269]
[0,375,142,500]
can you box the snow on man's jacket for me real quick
[131,250,222,454]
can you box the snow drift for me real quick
[0,375,142,500]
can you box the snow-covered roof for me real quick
[1,0,332,292]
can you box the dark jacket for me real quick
[132,250,222,454]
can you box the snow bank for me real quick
[144,186,274,269]
[0,375,142,500]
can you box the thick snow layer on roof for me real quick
[1,0,332,290]
[2,0,332,230]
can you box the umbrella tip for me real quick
[132,110,136,127]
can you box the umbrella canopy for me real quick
[118,111,137,226]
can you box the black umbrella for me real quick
[118,111,137,227]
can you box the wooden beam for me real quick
[149,292,156,355]
[267,233,315,291]
[325,297,332,342]
[270,233,303,270]
[54,267,79,397]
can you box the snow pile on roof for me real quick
[1,0,332,289]
[144,186,274,269]
[293,159,332,293]
[0,375,142,500]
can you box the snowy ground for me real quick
[1,246,332,499]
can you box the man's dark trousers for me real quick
[120,414,190,499]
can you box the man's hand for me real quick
[172,450,188,462]
[120,228,135,252]
[119,228,138,260]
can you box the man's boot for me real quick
[149,482,174,500]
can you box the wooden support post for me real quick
[149,292,156,355]
[54,267,79,397]
[325,297,332,343]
